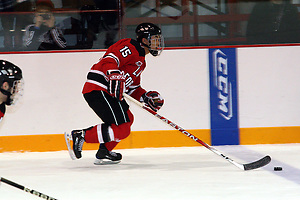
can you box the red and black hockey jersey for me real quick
[0,103,5,122]
[82,38,147,100]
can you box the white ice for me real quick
[1,144,300,200]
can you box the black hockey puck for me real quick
[274,167,282,171]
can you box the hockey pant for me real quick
[83,90,134,151]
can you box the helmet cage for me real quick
[1,78,24,105]
[147,34,164,57]
[8,79,24,105]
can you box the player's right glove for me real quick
[142,91,164,112]
[107,70,125,101]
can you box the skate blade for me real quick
[64,132,77,160]
[94,159,121,165]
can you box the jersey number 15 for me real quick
[120,46,132,58]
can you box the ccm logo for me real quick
[212,49,233,120]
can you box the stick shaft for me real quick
[0,177,58,200]
[1,177,24,190]
[124,93,244,170]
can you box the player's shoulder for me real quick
[115,38,145,57]
[129,39,145,57]
[0,103,5,116]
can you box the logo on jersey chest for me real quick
[136,61,143,67]
[124,66,144,87]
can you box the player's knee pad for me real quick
[106,110,134,141]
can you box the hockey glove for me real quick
[142,91,164,112]
[107,70,125,101]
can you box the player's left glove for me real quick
[107,70,125,101]
[142,91,164,112]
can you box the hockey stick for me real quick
[0,177,57,200]
[124,93,271,170]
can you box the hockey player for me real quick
[0,60,24,122]
[70,22,165,164]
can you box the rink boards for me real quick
[0,45,299,152]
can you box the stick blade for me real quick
[243,155,271,170]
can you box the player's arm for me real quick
[128,77,164,112]
[24,25,42,48]
[102,56,126,101]
[50,27,67,49]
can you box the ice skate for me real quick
[64,132,76,160]
[71,130,85,159]
[94,144,122,165]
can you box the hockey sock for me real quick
[84,124,115,143]
[84,126,98,143]
[104,141,119,151]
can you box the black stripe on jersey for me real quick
[87,72,108,87]
[130,39,145,57]
[103,53,120,66]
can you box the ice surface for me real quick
[1,144,300,200]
